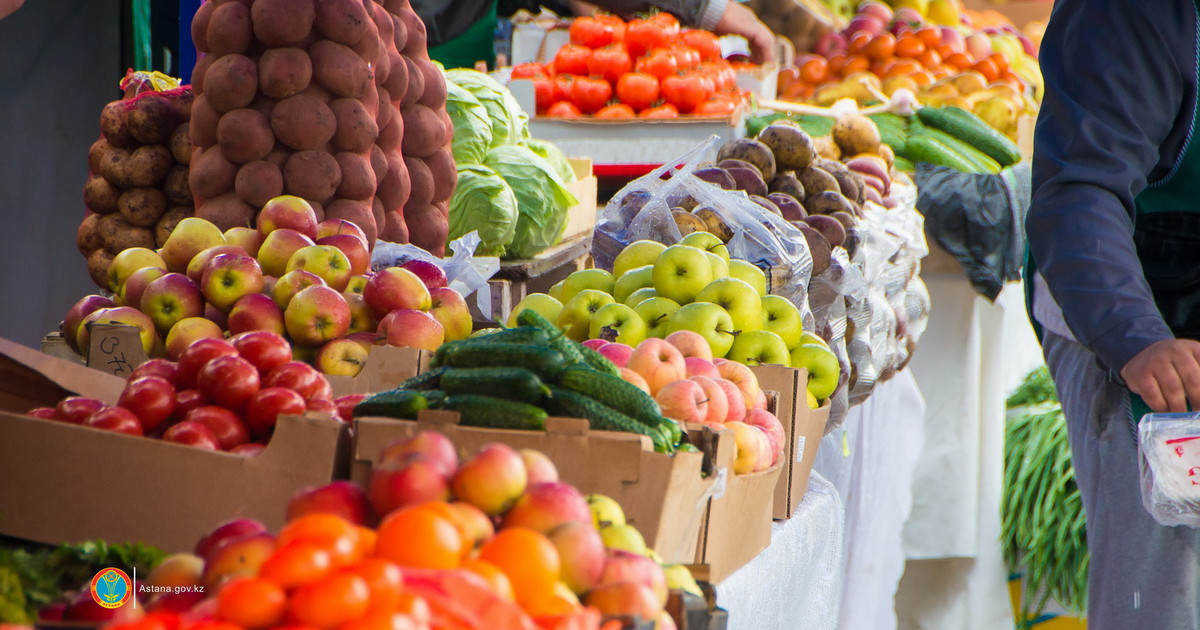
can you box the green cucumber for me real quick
[515,308,586,366]
[546,387,673,453]
[353,389,430,419]
[916,106,1021,167]
[558,366,663,428]
[913,128,1001,174]
[442,394,547,431]
[899,134,979,173]
[576,343,621,377]
[440,367,550,404]
[439,341,567,380]
[395,366,448,391]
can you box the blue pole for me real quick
[178,0,202,83]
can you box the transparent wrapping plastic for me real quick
[1139,412,1200,528]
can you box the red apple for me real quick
[284,285,351,346]
[84,406,144,436]
[317,234,371,276]
[369,455,451,516]
[316,218,369,244]
[272,269,327,309]
[597,342,634,368]
[399,259,448,290]
[502,481,592,534]
[56,396,108,424]
[334,393,368,422]
[689,375,729,425]
[231,443,266,456]
[655,379,708,424]
[378,431,459,477]
[194,518,268,560]
[119,375,178,433]
[186,244,248,284]
[164,317,225,361]
[305,397,338,419]
[581,339,609,351]
[743,408,785,465]
[264,361,328,400]
[224,226,265,258]
[177,337,239,388]
[26,407,59,420]
[363,267,432,320]
[286,480,370,524]
[627,338,687,396]
[202,253,265,313]
[140,272,206,335]
[196,354,260,410]
[713,377,746,423]
[428,287,472,343]
[231,330,294,376]
[204,303,229,331]
[243,386,308,439]
[344,291,377,335]
[187,405,250,450]
[451,443,528,516]
[380,308,444,351]
[286,244,354,292]
[257,228,316,278]
[227,293,285,336]
[121,266,167,310]
[77,306,157,359]
[258,195,319,238]
[62,294,117,353]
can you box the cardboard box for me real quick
[561,157,599,243]
[748,365,831,520]
[0,337,350,553]
[353,412,721,564]
[326,346,431,399]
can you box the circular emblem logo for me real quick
[90,567,133,609]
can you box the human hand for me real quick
[1120,338,1200,413]
[713,2,776,65]
[0,0,24,20]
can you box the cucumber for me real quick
[353,389,430,419]
[558,366,663,428]
[916,106,1021,167]
[442,394,548,431]
[546,387,673,453]
[394,366,448,391]
[430,339,471,368]
[514,308,586,366]
[913,128,1001,174]
[576,342,621,377]
[439,341,567,380]
[893,156,915,173]
[868,113,909,154]
[440,367,550,404]
[469,326,550,346]
[899,134,979,173]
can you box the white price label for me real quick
[795,435,807,463]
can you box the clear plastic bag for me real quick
[1139,412,1200,528]
[370,232,500,314]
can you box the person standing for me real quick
[1026,0,1200,626]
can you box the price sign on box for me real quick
[86,323,148,378]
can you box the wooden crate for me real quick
[468,233,594,325]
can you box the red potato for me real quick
[189,146,239,200]
[217,108,276,164]
[403,156,434,208]
[315,0,371,45]
[382,50,408,101]
[234,160,285,208]
[390,13,408,54]
[324,199,378,244]
[196,192,256,231]
[264,147,291,169]
[310,40,375,99]
[206,1,253,56]
[402,201,448,256]
[203,54,259,113]
[271,92,337,151]
[380,209,409,243]
[283,150,342,203]
[396,7,427,58]
[191,53,213,95]
[415,59,446,109]
[189,95,219,149]
[251,0,316,47]
[258,47,312,99]
[190,1,214,54]
[399,104,444,158]
[331,97,379,153]
[376,153,410,212]
[350,14,382,65]
[376,115,402,153]
[424,147,456,203]
[371,196,387,239]
[398,55,423,107]
[369,144,388,186]
[334,152,377,201]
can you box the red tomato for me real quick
[173,388,209,424]
[661,73,710,114]
[510,62,545,79]
[625,18,672,58]
[596,14,626,42]
[533,76,560,113]
[693,97,738,116]
[570,76,613,114]
[587,45,632,84]
[650,11,681,34]
[197,354,260,410]
[595,103,635,118]
[177,337,238,388]
[669,45,701,72]
[569,16,616,49]
[243,386,308,439]
[639,103,679,118]
[334,394,368,424]
[187,405,250,450]
[616,72,660,111]
[553,44,592,77]
[162,420,220,449]
[546,101,582,117]
[635,49,679,80]
[701,60,738,92]
[264,361,327,400]
[230,330,292,377]
[681,29,722,62]
[119,376,178,433]
[84,406,144,436]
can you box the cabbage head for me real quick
[523,137,577,184]
[445,80,492,165]
[485,144,578,260]
[447,164,518,257]
[444,68,529,147]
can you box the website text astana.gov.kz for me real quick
[138,584,206,595]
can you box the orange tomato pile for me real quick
[512,13,751,119]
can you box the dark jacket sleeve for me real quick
[1026,0,1195,374]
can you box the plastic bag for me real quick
[371,232,500,314]
[1139,412,1200,528]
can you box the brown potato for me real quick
[189,95,219,148]
[83,176,121,215]
[831,114,881,157]
[717,138,776,182]
[77,213,104,255]
[98,146,134,189]
[316,0,370,45]
[403,201,448,256]
[325,199,377,244]
[415,59,446,109]
[310,40,374,99]
[87,248,116,289]
[197,192,256,231]
[164,165,193,206]
[334,152,377,201]
[251,0,315,47]
[376,153,410,212]
[376,116,402,153]
[88,139,111,175]
[100,100,136,148]
[127,96,178,145]
[155,207,193,248]
[119,187,168,227]
[98,213,156,253]
[234,160,284,208]
[424,147,456,203]
[398,55,424,107]
[251,95,278,121]
[399,104,444,158]
[798,166,841,197]
[189,146,239,200]
[126,145,174,187]
[203,54,258,113]
[190,1,214,53]
[217,108,275,164]
[284,150,342,202]
[271,92,337,150]
[331,98,379,153]
[191,54,214,94]
[207,1,252,56]
[380,209,409,243]
[258,47,312,99]
[169,123,191,164]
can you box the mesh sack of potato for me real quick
[80,70,195,290]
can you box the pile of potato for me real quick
[188,0,455,255]
[79,78,195,289]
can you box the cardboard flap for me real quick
[0,336,126,408]
[544,416,589,436]
[327,346,429,398]
[261,413,351,477]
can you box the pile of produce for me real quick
[442,69,579,259]
[62,197,474,377]
[512,12,751,118]
[80,71,195,290]
[88,432,704,629]
[188,0,455,255]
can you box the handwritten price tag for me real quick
[87,323,147,377]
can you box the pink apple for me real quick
[62,294,117,353]
[597,342,634,368]
[655,379,708,424]
[519,448,559,485]
[363,267,432,319]
[684,356,720,379]
[316,218,369,244]
[502,481,592,535]
[164,317,225,360]
[627,338,686,395]
[666,330,713,361]
[201,253,265,312]
[317,234,371,276]
[428,287,472,342]
[844,14,885,37]
[273,269,327,309]
[344,291,377,334]
[346,330,381,350]
[140,272,205,335]
[285,244,354,292]
[378,431,459,477]
[596,549,669,607]
[224,226,265,258]
[856,1,893,24]
[753,389,768,410]
[194,518,268,559]
[726,421,769,474]
[689,376,729,426]
[227,292,285,335]
[186,244,248,283]
[314,337,370,377]
[812,32,847,57]
[258,195,318,238]
[399,259,448,290]
[121,266,167,310]
[939,26,965,55]
[286,480,370,525]
[713,377,746,423]
[284,285,351,346]
[380,308,444,351]
[714,358,761,409]
[618,367,651,394]
[582,339,610,351]
[965,33,993,61]
[369,455,451,516]
[257,228,316,278]
[743,408,785,466]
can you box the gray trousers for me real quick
[1043,332,1200,628]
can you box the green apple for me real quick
[652,245,713,305]
[557,289,615,341]
[705,252,729,279]
[560,268,616,304]
[613,264,654,303]
[680,231,730,264]
[729,259,768,296]
[624,287,657,308]
[108,247,167,294]
[791,343,840,401]
[696,278,762,333]
[726,330,791,367]
[799,330,829,349]
[549,279,566,301]
[589,303,648,346]
[668,302,737,357]
[507,293,563,328]
[613,239,667,278]
[761,295,804,348]
[634,296,681,338]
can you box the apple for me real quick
[163,317,224,361]
[612,264,654,304]
[196,354,260,409]
[84,406,144,435]
[655,378,708,424]
[684,356,720,379]
[679,231,730,265]
[56,396,107,424]
[62,294,117,352]
[665,329,713,361]
[344,275,368,295]
[791,343,840,401]
[623,286,657,308]
[344,291,376,334]
[548,279,566,301]
[378,431,459,477]
[726,421,768,474]
[582,339,610,351]
[315,338,370,376]
[26,407,58,420]
[130,358,181,385]
[429,287,472,342]
[265,361,329,400]
[286,480,370,525]
[728,259,767,296]
[613,239,666,278]
[200,530,276,589]
[317,218,369,243]
[965,32,993,61]
[798,330,829,349]
[598,342,634,368]
[286,244,354,292]
[317,234,370,276]
[363,267,432,319]
[939,25,966,55]
[705,252,729,279]
[667,302,737,358]
[627,338,687,395]
[118,375,177,433]
[653,245,714,306]
[812,32,847,58]
[285,285,351,346]
[585,582,661,621]
[561,269,617,306]
[715,358,761,408]
[201,253,265,312]
[589,303,648,346]
[633,296,681,338]
[845,14,885,37]
[224,226,264,258]
[273,269,327,309]
[711,377,746,423]
[689,376,729,425]
[160,217,225,273]
[857,0,893,23]
[726,330,791,367]
[204,303,229,331]
[549,521,606,596]
[108,246,166,293]
[187,405,250,450]
[231,330,293,377]
[501,481,592,535]
[507,293,563,328]
[334,393,368,422]
[195,518,268,559]
[140,272,205,334]
[381,308,444,351]
[452,443,528,516]
[187,244,249,283]
[369,455,451,515]
[258,195,318,238]
[121,266,167,310]
[760,295,803,348]
[225,293,284,336]
[257,228,317,278]
[618,367,651,394]
[696,278,762,333]
[557,289,615,342]
[743,408,785,465]
[519,448,559,486]
[242,386,308,438]
[78,306,158,359]
[399,259,448,290]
